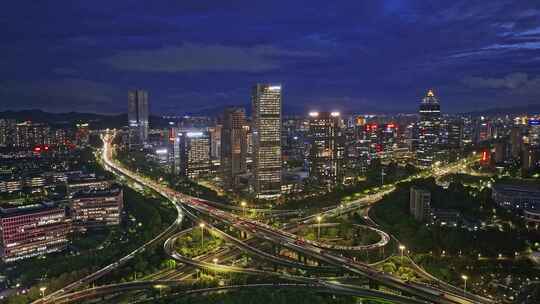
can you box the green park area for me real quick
[370,177,539,294]
[175,228,224,258]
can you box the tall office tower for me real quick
[179,131,211,179]
[308,111,345,186]
[128,90,149,143]
[528,118,540,147]
[252,84,282,199]
[221,108,247,190]
[474,117,493,144]
[209,125,222,160]
[167,127,181,173]
[410,186,431,222]
[446,118,463,149]
[417,89,441,167]
[511,127,523,159]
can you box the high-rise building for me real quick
[410,186,431,222]
[180,131,211,179]
[0,119,16,147]
[511,127,523,159]
[308,111,345,186]
[446,118,463,149]
[252,84,282,199]
[0,202,71,263]
[528,118,540,147]
[209,125,222,160]
[128,90,149,143]
[14,121,51,148]
[417,89,441,167]
[221,108,247,190]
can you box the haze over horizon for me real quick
[1,1,540,114]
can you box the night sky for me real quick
[1,1,539,114]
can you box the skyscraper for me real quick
[308,111,345,187]
[221,108,247,190]
[417,89,441,167]
[252,84,282,199]
[128,90,149,143]
[510,127,523,159]
[180,131,211,179]
[528,118,540,147]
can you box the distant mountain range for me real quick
[1,104,539,129]
[462,104,540,116]
[0,109,169,129]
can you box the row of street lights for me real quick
[399,244,469,293]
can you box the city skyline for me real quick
[1,2,540,114]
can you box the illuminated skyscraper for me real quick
[179,131,211,179]
[308,111,345,186]
[417,89,441,167]
[529,118,540,147]
[221,108,247,190]
[252,84,282,198]
[128,90,149,143]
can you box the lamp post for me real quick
[399,245,406,262]
[461,275,468,293]
[213,258,218,277]
[316,216,322,240]
[154,284,165,297]
[199,223,205,247]
[241,201,247,217]
[39,287,47,298]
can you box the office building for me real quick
[180,131,211,179]
[0,202,71,263]
[14,121,51,148]
[410,186,431,222]
[417,89,441,167]
[128,90,149,143]
[308,111,345,186]
[252,84,282,199]
[510,127,523,159]
[221,108,247,190]
[529,118,540,147]
[209,125,222,160]
[71,186,123,230]
[492,183,540,210]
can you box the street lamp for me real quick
[199,223,205,247]
[154,284,166,297]
[399,245,406,262]
[316,216,322,240]
[241,201,247,217]
[461,275,468,293]
[39,287,47,298]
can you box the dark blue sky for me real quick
[1,1,539,114]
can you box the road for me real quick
[98,131,491,304]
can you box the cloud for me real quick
[462,73,540,91]
[102,43,323,73]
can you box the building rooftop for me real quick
[71,185,122,199]
[0,201,61,217]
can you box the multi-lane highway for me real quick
[36,132,492,304]
[97,131,491,304]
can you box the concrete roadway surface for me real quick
[38,132,491,304]
[101,131,491,304]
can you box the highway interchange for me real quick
[34,132,494,304]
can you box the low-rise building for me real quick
[491,183,540,210]
[0,201,71,263]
